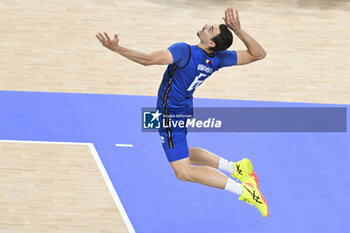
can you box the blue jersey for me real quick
[157,42,237,111]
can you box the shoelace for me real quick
[244,185,262,204]
[236,164,243,176]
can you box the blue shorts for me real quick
[157,107,192,162]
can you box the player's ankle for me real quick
[219,158,235,174]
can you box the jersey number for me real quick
[187,73,207,91]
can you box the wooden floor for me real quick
[0,142,128,233]
[0,0,349,232]
[0,0,350,103]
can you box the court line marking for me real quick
[0,139,135,233]
[115,144,134,147]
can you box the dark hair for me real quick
[211,24,233,52]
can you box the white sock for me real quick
[219,158,235,174]
[224,178,243,196]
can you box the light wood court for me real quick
[0,0,349,103]
[0,142,128,233]
[0,0,350,232]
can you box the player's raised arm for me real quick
[96,32,173,66]
[222,8,266,65]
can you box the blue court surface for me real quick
[1,90,349,233]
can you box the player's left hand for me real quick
[222,8,241,34]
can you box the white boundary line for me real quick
[88,143,135,233]
[115,144,134,147]
[0,139,136,233]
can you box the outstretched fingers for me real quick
[96,32,120,51]
[229,8,234,23]
[223,8,241,32]
[96,33,106,45]
[235,9,239,21]
[224,8,228,21]
[114,33,120,42]
[104,32,111,42]
[224,8,234,24]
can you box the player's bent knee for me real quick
[173,167,193,182]
[170,158,194,181]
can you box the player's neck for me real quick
[197,44,214,56]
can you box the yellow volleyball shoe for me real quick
[232,158,259,186]
[239,180,269,217]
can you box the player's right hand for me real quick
[222,8,242,34]
[96,32,120,51]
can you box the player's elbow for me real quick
[140,53,154,66]
[254,50,267,61]
[243,51,266,65]
[259,50,267,60]
[141,60,154,66]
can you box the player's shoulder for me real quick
[168,42,191,54]
[215,49,237,58]
[169,42,190,48]
[215,49,238,67]
[216,49,232,55]
[168,42,192,68]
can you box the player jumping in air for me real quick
[96,8,268,217]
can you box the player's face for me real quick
[197,24,220,45]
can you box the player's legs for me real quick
[189,147,236,175]
[159,127,241,194]
[170,157,268,216]
[158,111,242,196]
[189,147,260,186]
[170,157,227,189]
[160,131,267,216]
[189,147,220,168]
